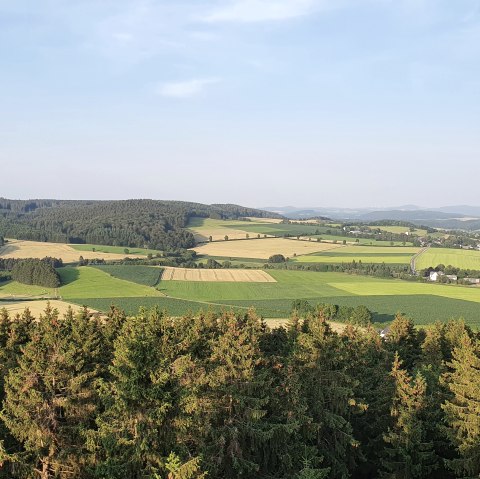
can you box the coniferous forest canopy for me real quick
[0,199,279,250]
[0,306,479,479]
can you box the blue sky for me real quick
[1,0,479,207]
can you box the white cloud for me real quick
[202,0,324,23]
[156,78,221,98]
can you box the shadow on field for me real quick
[57,267,80,285]
[371,311,395,325]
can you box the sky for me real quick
[1,0,479,208]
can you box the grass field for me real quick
[158,270,480,303]
[0,281,55,298]
[92,265,163,286]
[415,248,480,270]
[57,267,163,299]
[2,263,479,327]
[193,238,343,259]
[367,226,428,236]
[291,246,420,264]
[71,244,161,256]
[0,239,145,263]
[308,234,413,246]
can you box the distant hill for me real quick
[0,198,280,250]
[262,205,480,230]
[356,210,461,221]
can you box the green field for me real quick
[91,265,163,286]
[57,267,163,299]
[291,246,419,264]
[155,269,480,325]
[0,281,54,297]
[415,248,480,270]
[2,265,479,327]
[310,235,412,247]
[367,225,428,236]
[70,244,162,256]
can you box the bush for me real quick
[268,254,286,264]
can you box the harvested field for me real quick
[0,299,98,318]
[162,267,276,282]
[187,217,272,242]
[0,239,146,263]
[245,217,283,223]
[193,238,343,259]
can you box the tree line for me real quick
[10,259,61,288]
[0,199,278,251]
[0,305,479,478]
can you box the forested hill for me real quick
[0,198,279,250]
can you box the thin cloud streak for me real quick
[202,0,326,23]
[155,78,221,98]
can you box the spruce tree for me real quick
[381,353,438,478]
[341,324,393,478]
[291,315,358,478]
[91,308,206,479]
[1,304,105,478]
[442,332,480,478]
[385,313,420,370]
[198,311,272,478]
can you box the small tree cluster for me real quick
[11,259,61,288]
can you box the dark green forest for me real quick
[10,259,61,288]
[0,199,278,250]
[0,305,479,479]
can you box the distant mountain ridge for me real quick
[260,205,480,231]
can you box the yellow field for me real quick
[245,217,282,223]
[162,267,276,282]
[193,238,343,259]
[0,239,145,263]
[187,217,282,243]
[0,299,97,318]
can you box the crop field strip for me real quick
[158,270,480,303]
[292,246,420,264]
[70,244,161,256]
[161,267,276,282]
[193,237,344,259]
[0,239,146,263]
[0,299,98,318]
[91,265,163,286]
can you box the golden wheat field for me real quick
[0,299,98,318]
[162,267,276,282]
[0,239,145,263]
[192,237,343,259]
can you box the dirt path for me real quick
[411,246,429,275]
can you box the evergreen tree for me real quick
[381,354,438,478]
[385,313,420,370]
[442,332,480,478]
[91,308,205,479]
[1,304,105,478]
[198,311,272,478]
[341,324,393,478]
[291,315,359,478]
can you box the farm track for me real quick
[411,247,430,275]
